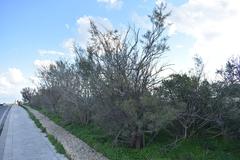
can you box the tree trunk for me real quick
[184,126,188,139]
[131,129,144,149]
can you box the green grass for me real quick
[47,134,66,155]
[30,106,240,160]
[23,106,46,133]
[22,106,67,157]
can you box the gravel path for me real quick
[27,107,109,160]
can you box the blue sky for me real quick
[0,0,240,102]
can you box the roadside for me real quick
[0,104,11,159]
[24,105,240,160]
[0,105,11,135]
[1,105,67,160]
[25,106,108,160]
[23,106,67,156]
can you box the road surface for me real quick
[0,105,67,160]
[0,105,7,118]
[0,105,9,122]
[0,104,11,160]
[0,105,10,135]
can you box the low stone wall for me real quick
[27,107,109,160]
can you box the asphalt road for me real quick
[0,105,11,160]
[0,105,10,135]
[1,106,67,160]
[0,105,8,120]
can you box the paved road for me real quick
[0,105,67,160]
[0,105,8,122]
[0,105,10,135]
[0,105,11,160]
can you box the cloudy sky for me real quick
[1,0,240,102]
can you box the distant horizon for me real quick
[1,0,240,102]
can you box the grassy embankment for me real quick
[26,106,240,160]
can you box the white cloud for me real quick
[76,16,113,48]
[0,76,11,90]
[0,68,25,89]
[0,68,30,102]
[8,68,25,84]
[131,0,240,79]
[176,44,184,48]
[38,49,65,56]
[65,24,70,30]
[76,16,91,48]
[97,0,123,9]
[34,60,56,69]
[170,0,240,78]
[63,38,76,55]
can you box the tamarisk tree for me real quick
[73,4,175,149]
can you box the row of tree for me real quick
[21,4,240,149]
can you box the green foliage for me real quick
[47,134,66,155]
[160,73,213,138]
[21,87,36,103]
[39,108,240,160]
[217,56,240,84]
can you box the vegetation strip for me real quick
[30,106,240,160]
[22,106,67,157]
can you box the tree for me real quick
[159,56,212,139]
[213,56,240,138]
[73,3,172,148]
[217,56,240,85]
[21,87,36,103]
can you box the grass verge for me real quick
[27,106,240,160]
[47,134,66,155]
[22,106,67,157]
